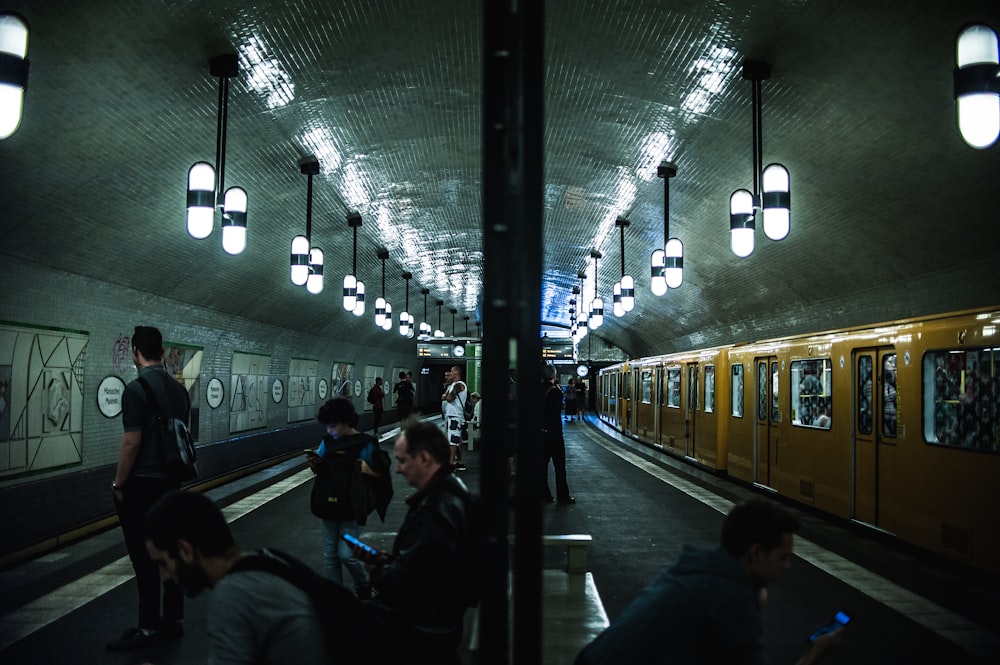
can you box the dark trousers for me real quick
[373,407,384,433]
[543,433,571,501]
[115,476,183,629]
[397,403,413,420]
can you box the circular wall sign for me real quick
[206,377,224,409]
[97,375,127,418]
[272,378,284,404]
[354,379,362,398]
[318,378,328,399]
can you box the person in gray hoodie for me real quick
[575,499,845,665]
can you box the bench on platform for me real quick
[542,533,593,574]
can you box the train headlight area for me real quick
[1,409,999,663]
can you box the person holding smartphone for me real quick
[576,499,845,665]
[348,420,478,665]
[306,398,385,600]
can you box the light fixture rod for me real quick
[590,250,601,301]
[742,60,771,199]
[658,161,676,246]
[403,271,412,310]
[617,218,627,277]
[378,249,389,296]
[209,54,238,205]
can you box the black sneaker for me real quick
[557,496,576,505]
[454,461,467,470]
[106,628,164,652]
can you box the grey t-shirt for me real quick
[208,569,327,665]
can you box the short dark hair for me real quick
[144,490,235,557]
[132,326,163,362]
[316,398,359,428]
[401,420,450,465]
[399,371,407,379]
[720,499,801,557]
[542,364,557,381]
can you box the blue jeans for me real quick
[321,519,370,589]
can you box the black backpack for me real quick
[230,548,386,663]
[137,377,197,481]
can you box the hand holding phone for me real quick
[342,533,380,557]
[809,610,851,641]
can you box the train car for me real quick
[597,307,1000,574]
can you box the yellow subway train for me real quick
[596,307,1000,574]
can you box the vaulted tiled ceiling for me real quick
[2,0,999,358]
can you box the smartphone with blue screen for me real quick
[809,611,851,641]
[342,533,380,557]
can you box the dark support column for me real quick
[481,1,545,663]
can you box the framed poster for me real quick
[230,351,270,433]
[331,362,354,398]
[287,358,318,422]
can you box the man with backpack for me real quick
[143,490,376,665]
[108,326,191,652]
[366,376,385,436]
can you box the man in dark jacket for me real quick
[108,326,191,651]
[355,420,476,664]
[575,499,845,665]
[541,364,574,504]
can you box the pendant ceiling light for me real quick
[434,300,445,337]
[954,23,1000,149]
[186,54,248,254]
[290,159,323,294]
[613,217,634,317]
[656,161,683,290]
[342,213,365,316]
[399,272,412,337]
[589,250,604,330]
[728,60,790,257]
[375,249,390,330]
[419,289,432,339]
[0,12,30,140]
[575,271,589,342]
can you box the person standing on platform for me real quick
[575,499,845,665]
[576,378,587,420]
[306,398,384,599]
[541,364,575,504]
[143,491,329,664]
[441,365,468,470]
[367,376,385,436]
[394,370,415,420]
[564,377,579,422]
[107,326,190,652]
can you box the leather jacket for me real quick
[372,467,472,630]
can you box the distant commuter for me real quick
[394,370,415,419]
[541,365,574,504]
[108,325,190,652]
[367,376,385,436]
[441,365,468,470]
[564,377,579,421]
[143,491,329,664]
[575,499,845,665]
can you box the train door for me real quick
[853,347,897,527]
[755,356,780,489]
[685,363,699,459]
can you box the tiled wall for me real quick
[0,258,414,556]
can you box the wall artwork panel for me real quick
[288,357,318,422]
[0,323,88,479]
[331,362,354,399]
[230,351,270,433]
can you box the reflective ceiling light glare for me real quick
[290,235,309,285]
[306,248,324,294]
[729,189,756,258]
[650,249,667,296]
[186,162,216,239]
[221,186,248,255]
[955,23,1000,149]
[761,164,790,241]
[0,12,29,139]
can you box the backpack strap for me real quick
[137,375,191,423]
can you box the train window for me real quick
[732,364,744,417]
[772,361,780,422]
[667,368,681,408]
[757,362,768,420]
[641,370,652,404]
[923,349,999,451]
[882,354,897,438]
[857,355,874,435]
[704,365,716,413]
[791,358,833,429]
[687,366,699,411]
